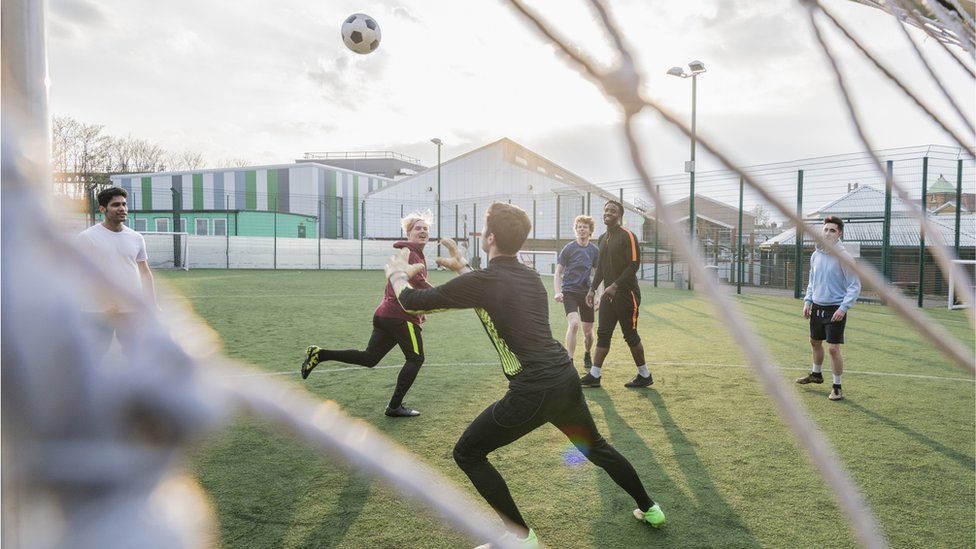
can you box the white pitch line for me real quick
[220,360,975,383]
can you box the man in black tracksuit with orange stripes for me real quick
[385,201,665,547]
[580,200,654,388]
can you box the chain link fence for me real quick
[74,146,975,306]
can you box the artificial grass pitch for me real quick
[159,269,975,549]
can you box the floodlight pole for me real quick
[431,138,443,256]
[668,61,705,291]
[689,72,698,290]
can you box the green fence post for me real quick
[653,185,659,287]
[318,200,323,270]
[171,185,182,268]
[533,199,537,240]
[273,208,278,270]
[794,170,804,299]
[917,157,928,307]
[473,202,479,267]
[225,194,230,269]
[556,195,561,242]
[360,200,365,270]
[882,160,893,280]
[954,159,963,257]
[737,177,744,295]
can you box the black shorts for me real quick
[809,303,846,344]
[562,290,595,323]
[596,287,641,348]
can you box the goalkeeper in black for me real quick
[386,201,665,548]
[580,200,654,388]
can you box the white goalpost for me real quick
[948,259,975,310]
[517,250,558,276]
[142,231,190,271]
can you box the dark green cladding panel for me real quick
[192,173,203,210]
[245,171,257,210]
[141,177,152,210]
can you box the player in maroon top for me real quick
[300,212,434,418]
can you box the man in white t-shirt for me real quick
[77,187,158,355]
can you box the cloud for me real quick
[49,0,113,27]
[392,6,420,23]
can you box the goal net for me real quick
[142,232,190,271]
[948,260,975,310]
[517,250,558,276]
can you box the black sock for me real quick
[832,383,841,390]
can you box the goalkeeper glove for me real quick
[435,237,470,272]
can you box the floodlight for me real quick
[688,60,706,74]
[666,66,685,77]
[430,138,442,146]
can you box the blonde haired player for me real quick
[554,215,600,372]
[301,211,434,417]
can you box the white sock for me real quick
[812,363,823,374]
[637,364,650,378]
[590,366,602,378]
[832,374,842,385]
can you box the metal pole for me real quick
[360,200,365,270]
[653,185,659,287]
[225,194,230,269]
[689,73,697,291]
[737,177,743,295]
[882,160,893,280]
[318,200,323,270]
[586,192,591,215]
[436,142,442,256]
[273,208,277,270]
[473,202,479,266]
[455,203,459,240]
[917,157,928,307]
[794,170,804,299]
[954,159,963,257]
[556,195,561,242]
[532,199,537,240]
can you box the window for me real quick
[195,218,209,236]
[134,218,148,232]
[213,218,227,236]
[155,218,170,232]
[179,218,187,233]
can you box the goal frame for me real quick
[141,231,190,271]
[517,250,559,276]
[947,259,975,310]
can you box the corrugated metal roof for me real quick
[760,214,975,248]
[811,185,916,218]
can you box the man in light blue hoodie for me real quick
[795,215,861,401]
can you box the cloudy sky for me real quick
[47,0,974,185]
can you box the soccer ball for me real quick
[341,13,381,55]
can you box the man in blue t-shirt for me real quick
[554,215,600,372]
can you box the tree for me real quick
[168,150,206,170]
[750,204,772,227]
[219,156,251,168]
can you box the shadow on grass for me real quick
[586,390,761,548]
[840,399,975,469]
[298,473,373,548]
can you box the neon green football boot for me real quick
[634,503,666,528]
